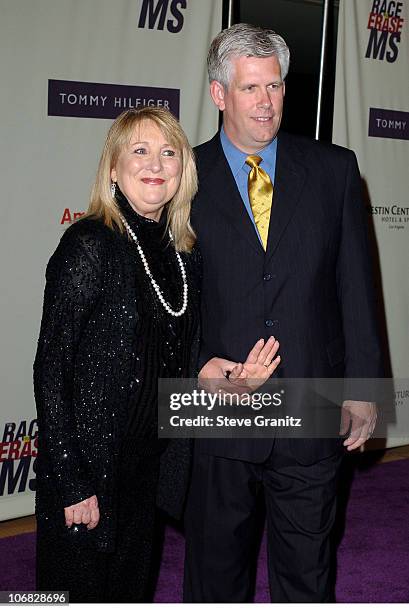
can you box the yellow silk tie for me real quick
[246,155,273,250]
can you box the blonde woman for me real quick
[34,107,279,602]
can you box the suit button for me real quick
[265,319,274,327]
[263,273,272,281]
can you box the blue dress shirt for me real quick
[220,126,277,244]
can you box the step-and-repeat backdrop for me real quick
[0,0,222,521]
[333,0,409,446]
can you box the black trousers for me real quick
[183,438,344,603]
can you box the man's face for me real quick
[210,54,285,154]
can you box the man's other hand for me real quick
[340,400,377,451]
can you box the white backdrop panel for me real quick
[0,0,222,520]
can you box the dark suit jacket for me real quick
[191,131,383,465]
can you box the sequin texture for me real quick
[33,188,200,568]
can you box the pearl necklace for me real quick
[119,214,188,317]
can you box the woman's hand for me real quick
[64,495,100,530]
[198,357,244,394]
[229,337,280,392]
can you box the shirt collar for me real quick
[220,125,278,178]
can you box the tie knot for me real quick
[246,155,262,169]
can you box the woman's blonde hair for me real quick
[87,107,197,252]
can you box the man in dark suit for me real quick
[183,23,382,602]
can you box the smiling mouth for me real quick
[141,178,165,185]
[252,117,273,122]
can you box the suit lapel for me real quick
[265,133,307,262]
[200,137,263,257]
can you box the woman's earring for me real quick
[111,182,116,198]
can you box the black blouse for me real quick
[115,189,199,444]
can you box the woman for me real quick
[34,107,280,602]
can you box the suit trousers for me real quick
[183,437,344,603]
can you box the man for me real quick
[183,23,382,603]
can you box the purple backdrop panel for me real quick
[368,107,409,140]
[48,80,180,120]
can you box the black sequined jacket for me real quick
[33,193,200,552]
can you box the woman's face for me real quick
[111,120,182,221]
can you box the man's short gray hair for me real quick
[207,23,290,88]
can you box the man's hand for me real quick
[64,494,100,530]
[198,337,280,395]
[340,400,377,451]
[229,337,280,392]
